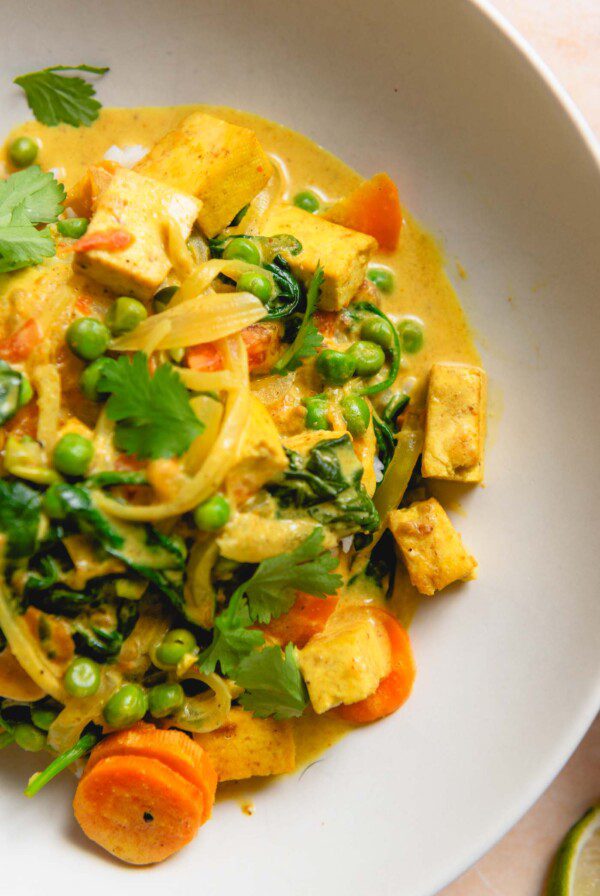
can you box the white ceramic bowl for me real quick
[1,2,599,894]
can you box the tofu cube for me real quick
[225,394,288,504]
[389,498,476,596]
[422,363,487,482]
[193,708,295,781]
[135,112,272,237]
[261,205,377,311]
[298,608,392,714]
[75,169,201,300]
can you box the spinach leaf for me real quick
[372,411,396,475]
[0,479,41,560]
[0,367,23,425]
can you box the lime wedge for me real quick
[548,806,600,896]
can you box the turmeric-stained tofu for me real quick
[74,168,201,300]
[389,498,476,596]
[298,607,392,714]
[135,112,272,237]
[422,363,487,482]
[193,708,295,781]
[225,395,288,503]
[261,205,377,311]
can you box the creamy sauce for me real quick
[3,105,481,766]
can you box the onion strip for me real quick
[33,364,61,454]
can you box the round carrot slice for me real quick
[336,610,416,723]
[85,722,216,823]
[73,754,203,865]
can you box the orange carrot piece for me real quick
[324,173,402,251]
[84,722,217,824]
[73,228,133,254]
[336,610,416,723]
[186,342,224,372]
[186,324,278,374]
[73,754,203,865]
[260,593,339,649]
[0,318,42,362]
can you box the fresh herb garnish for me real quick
[273,265,324,374]
[197,592,265,678]
[99,352,204,460]
[0,166,65,272]
[236,644,309,720]
[14,65,109,127]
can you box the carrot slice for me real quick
[0,319,42,363]
[336,609,416,723]
[260,593,339,649]
[73,754,203,865]
[84,722,217,824]
[186,342,224,372]
[323,173,402,251]
[73,228,133,254]
[186,324,279,374]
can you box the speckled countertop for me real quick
[439,2,599,894]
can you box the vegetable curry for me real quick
[0,70,486,867]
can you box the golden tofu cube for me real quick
[422,363,487,482]
[389,498,477,596]
[193,707,295,781]
[135,112,272,237]
[261,205,377,311]
[75,169,201,300]
[225,395,288,504]
[298,607,392,714]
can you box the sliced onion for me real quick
[170,667,231,734]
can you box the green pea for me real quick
[64,657,101,698]
[193,494,230,532]
[66,317,111,361]
[293,190,320,214]
[367,266,394,294]
[304,396,330,431]
[316,349,356,386]
[57,217,89,239]
[79,357,111,402]
[155,629,197,667]
[9,136,38,168]
[53,433,94,477]
[346,341,385,378]
[105,296,147,336]
[153,285,178,313]
[103,683,148,729]
[236,271,272,303]
[223,237,261,266]
[148,683,185,719]
[18,375,33,408]
[398,319,424,354]
[13,723,46,752]
[360,316,395,350]
[30,705,59,731]
[341,395,371,437]
[43,483,67,519]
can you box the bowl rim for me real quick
[432,3,600,891]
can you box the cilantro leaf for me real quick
[273,265,324,374]
[244,526,342,624]
[0,167,65,273]
[99,352,204,460]
[236,644,309,719]
[14,65,109,128]
[197,593,265,678]
[0,204,56,273]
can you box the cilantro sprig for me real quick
[98,352,204,460]
[14,65,109,128]
[0,166,65,272]
[236,645,309,720]
[273,265,324,375]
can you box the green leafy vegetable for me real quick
[350,301,401,396]
[85,470,148,488]
[273,266,324,374]
[24,731,98,797]
[0,365,23,424]
[372,411,396,474]
[262,255,302,319]
[99,352,204,460]
[236,644,309,720]
[14,65,109,127]
[0,479,41,560]
[197,592,265,678]
[0,166,65,273]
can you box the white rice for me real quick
[373,456,385,482]
[341,535,354,553]
[103,144,148,168]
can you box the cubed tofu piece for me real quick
[389,498,477,596]
[225,395,288,503]
[193,708,295,781]
[135,112,272,237]
[422,363,487,482]
[66,160,119,218]
[298,607,392,714]
[74,168,201,300]
[261,205,377,311]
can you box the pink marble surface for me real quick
[438,2,600,893]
